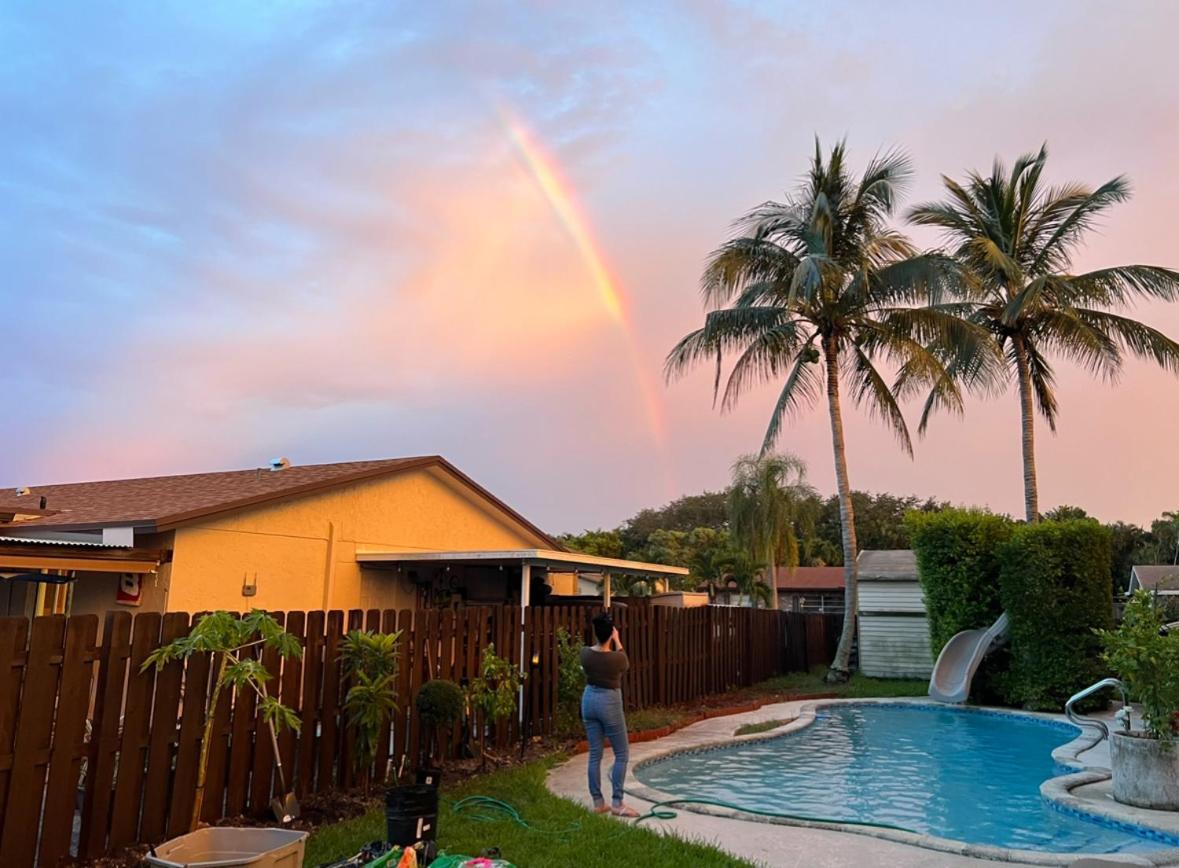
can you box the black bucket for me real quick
[416,767,442,790]
[386,785,439,848]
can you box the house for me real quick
[856,549,933,679]
[1127,565,1179,596]
[0,456,687,619]
[775,566,845,613]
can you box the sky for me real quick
[2,1,1178,533]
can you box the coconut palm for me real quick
[666,140,995,679]
[728,452,814,609]
[908,146,1179,522]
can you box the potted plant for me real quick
[1097,590,1179,809]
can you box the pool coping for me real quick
[624,697,1179,867]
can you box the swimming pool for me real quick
[635,703,1179,855]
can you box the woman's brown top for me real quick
[580,646,629,689]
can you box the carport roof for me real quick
[356,548,689,578]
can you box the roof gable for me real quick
[0,457,560,547]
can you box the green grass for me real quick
[304,756,752,867]
[733,718,789,736]
[624,707,684,733]
[748,666,928,699]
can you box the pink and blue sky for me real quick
[3,1,1178,531]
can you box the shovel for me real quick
[267,719,300,823]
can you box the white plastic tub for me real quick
[146,827,308,868]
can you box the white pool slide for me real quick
[927,612,1010,704]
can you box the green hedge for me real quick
[998,520,1114,710]
[906,508,1014,656]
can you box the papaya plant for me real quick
[142,610,302,831]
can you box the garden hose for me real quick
[632,797,918,834]
[447,795,584,836]
[447,793,918,838]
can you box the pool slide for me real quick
[927,612,1010,704]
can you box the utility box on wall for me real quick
[856,549,933,679]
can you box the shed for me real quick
[856,549,933,678]
[1128,565,1179,596]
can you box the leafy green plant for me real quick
[1098,591,1179,740]
[998,520,1114,710]
[416,678,465,764]
[340,629,402,786]
[143,610,302,831]
[466,644,524,770]
[554,627,585,736]
[906,508,1014,654]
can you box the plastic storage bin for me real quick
[145,827,308,868]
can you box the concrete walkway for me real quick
[545,699,1158,868]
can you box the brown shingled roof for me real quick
[0,456,560,545]
[774,566,845,590]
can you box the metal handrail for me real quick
[1064,677,1130,741]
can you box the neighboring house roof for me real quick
[775,566,845,591]
[0,456,561,546]
[856,549,918,581]
[1130,565,1179,593]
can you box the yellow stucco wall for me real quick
[163,464,551,614]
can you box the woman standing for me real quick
[580,612,638,817]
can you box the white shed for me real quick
[856,549,933,679]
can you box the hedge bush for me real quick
[906,508,1014,656]
[998,520,1114,710]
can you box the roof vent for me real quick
[13,487,30,497]
[269,457,292,472]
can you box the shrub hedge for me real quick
[998,519,1114,710]
[906,508,1015,656]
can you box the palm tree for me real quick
[728,452,814,609]
[717,548,770,608]
[908,146,1179,522]
[666,140,994,680]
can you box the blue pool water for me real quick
[635,704,1179,855]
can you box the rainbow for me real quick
[500,109,669,450]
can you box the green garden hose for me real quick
[631,797,919,835]
[447,793,917,838]
[447,795,584,836]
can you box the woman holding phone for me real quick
[580,611,638,817]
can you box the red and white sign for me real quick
[116,573,143,607]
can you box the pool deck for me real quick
[545,697,1178,868]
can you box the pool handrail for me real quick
[1064,677,1130,741]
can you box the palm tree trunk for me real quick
[823,337,858,682]
[768,550,779,610]
[1013,336,1039,523]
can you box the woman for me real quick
[580,612,638,817]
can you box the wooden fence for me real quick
[0,605,838,866]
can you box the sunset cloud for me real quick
[3,1,1178,530]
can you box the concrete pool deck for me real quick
[545,698,1176,867]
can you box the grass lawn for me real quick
[305,756,751,867]
[747,666,928,699]
[733,718,789,736]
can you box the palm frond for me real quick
[701,237,800,307]
[848,342,913,456]
[1029,176,1131,274]
[1073,309,1179,374]
[760,348,823,452]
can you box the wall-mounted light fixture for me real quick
[242,572,258,597]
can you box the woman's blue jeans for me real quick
[581,685,628,807]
